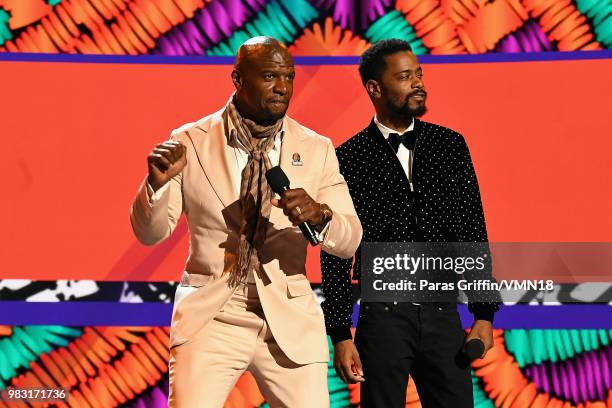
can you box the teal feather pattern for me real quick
[364,11,427,54]
[575,0,612,48]
[0,326,82,388]
[472,371,495,408]
[0,9,11,46]
[504,329,612,366]
[207,0,319,56]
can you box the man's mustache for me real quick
[409,90,427,98]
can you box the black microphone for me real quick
[465,338,485,361]
[265,166,320,246]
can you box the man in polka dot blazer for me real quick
[321,39,501,407]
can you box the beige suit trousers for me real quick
[168,282,330,408]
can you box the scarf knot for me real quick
[250,150,264,162]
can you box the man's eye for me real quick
[416,72,423,78]
[264,74,274,79]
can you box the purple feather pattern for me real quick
[523,346,612,404]
[154,0,266,55]
[496,20,553,53]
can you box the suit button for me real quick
[384,306,389,311]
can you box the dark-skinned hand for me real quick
[465,320,494,359]
[147,140,187,191]
[333,340,364,384]
[270,188,324,226]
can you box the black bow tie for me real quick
[388,131,416,153]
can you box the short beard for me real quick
[388,99,428,119]
[407,103,427,118]
[263,105,289,123]
[253,109,285,126]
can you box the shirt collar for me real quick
[374,115,414,140]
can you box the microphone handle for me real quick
[299,222,320,246]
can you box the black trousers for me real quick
[354,302,473,408]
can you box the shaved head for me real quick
[231,36,295,125]
[234,36,292,71]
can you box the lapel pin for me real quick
[291,152,303,166]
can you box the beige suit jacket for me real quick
[130,108,362,364]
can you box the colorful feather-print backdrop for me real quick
[0,0,611,406]
[0,0,610,55]
[0,326,611,407]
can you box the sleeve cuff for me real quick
[469,302,499,323]
[146,180,170,204]
[327,326,353,345]
[315,219,331,242]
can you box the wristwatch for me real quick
[316,203,333,230]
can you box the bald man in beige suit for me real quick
[130,37,361,407]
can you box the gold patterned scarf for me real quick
[225,96,283,286]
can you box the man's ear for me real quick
[366,79,381,99]
[231,69,242,90]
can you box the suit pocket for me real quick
[358,302,386,319]
[286,276,312,298]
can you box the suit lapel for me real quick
[264,116,310,229]
[365,120,413,192]
[278,116,308,188]
[366,120,403,167]
[191,114,309,208]
[190,113,240,208]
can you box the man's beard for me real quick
[388,97,428,118]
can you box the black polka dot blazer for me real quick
[321,119,500,343]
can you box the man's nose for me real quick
[412,76,424,89]
[273,78,288,95]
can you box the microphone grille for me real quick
[465,338,485,361]
[265,166,290,193]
